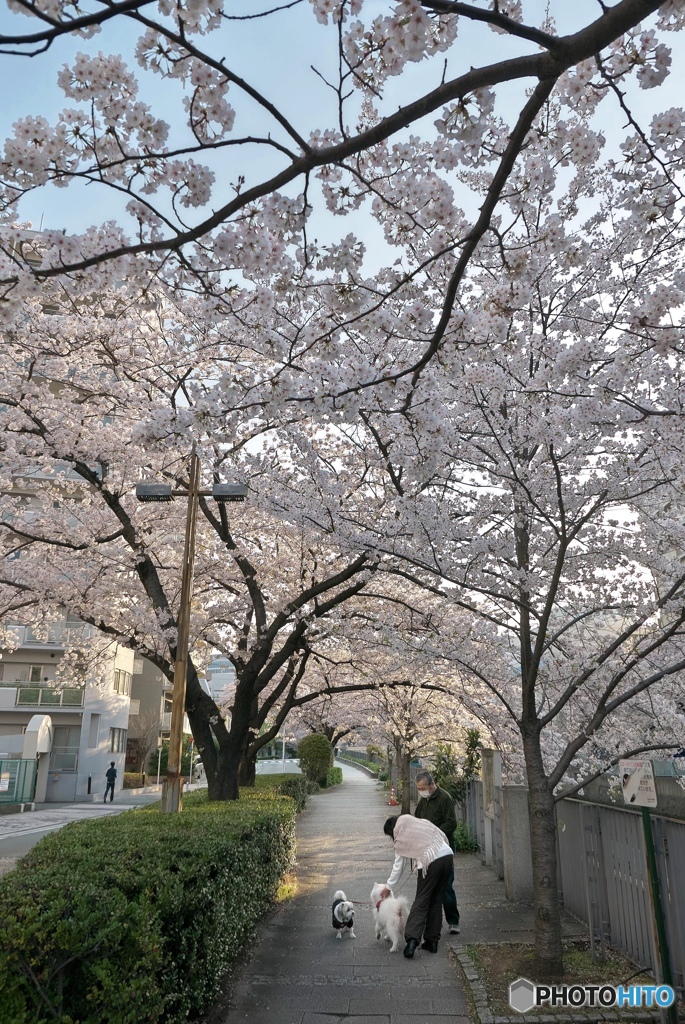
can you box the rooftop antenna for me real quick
[38,212,44,231]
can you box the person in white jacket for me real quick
[379,814,454,958]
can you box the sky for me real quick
[0,0,681,247]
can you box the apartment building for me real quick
[0,619,133,802]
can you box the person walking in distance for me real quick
[414,769,460,934]
[104,761,117,803]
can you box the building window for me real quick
[109,727,127,753]
[88,713,100,749]
[113,669,132,696]
[50,725,80,772]
[29,665,44,683]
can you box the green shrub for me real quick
[0,795,296,1024]
[454,821,479,853]
[297,733,333,783]
[320,766,343,788]
[432,744,460,799]
[122,772,143,789]
[156,737,193,778]
[251,773,309,811]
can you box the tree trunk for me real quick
[185,665,242,800]
[238,754,256,787]
[401,751,412,814]
[215,741,241,800]
[523,731,564,977]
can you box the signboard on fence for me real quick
[619,759,657,807]
[0,771,10,793]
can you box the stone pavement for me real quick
[218,764,472,1024]
[215,764,588,1024]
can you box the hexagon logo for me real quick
[509,977,536,1013]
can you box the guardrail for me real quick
[335,755,381,778]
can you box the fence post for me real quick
[641,807,677,1024]
[580,803,607,963]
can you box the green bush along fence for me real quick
[0,786,297,1024]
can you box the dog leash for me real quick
[347,872,415,907]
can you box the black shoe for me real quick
[403,939,418,959]
[421,940,439,953]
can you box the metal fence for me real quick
[0,758,37,804]
[654,815,685,998]
[557,798,685,1001]
[463,782,685,1002]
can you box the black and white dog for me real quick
[331,890,356,939]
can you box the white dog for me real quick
[332,890,356,939]
[370,882,410,952]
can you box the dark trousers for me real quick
[405,854,453,944]
[443,860,459,926]
[104,781,115,802]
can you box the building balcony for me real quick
[161,712,191,734]
[0,685,85,708]
[7,624,94,649]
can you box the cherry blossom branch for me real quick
[25,0,664,282]
[420,0,561,50]
[540,571,685,730]
[548,640,685,789]
[0,0,156,56]
[126,7,313,154]
[554,743,683,802]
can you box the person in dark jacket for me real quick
[414,769,460,933]
[104,761,117,803]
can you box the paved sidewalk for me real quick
[217,764,473,1024]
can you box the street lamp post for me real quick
[136,448,247,813]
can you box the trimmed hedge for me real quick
[122,771,144,788]
[297,733,333,783]
[252,773,310,812]
[320,766,343,788]
[0,793,296,1024]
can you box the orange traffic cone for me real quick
[388,785,399,806]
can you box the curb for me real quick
[452,946,661,1024]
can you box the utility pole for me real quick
[163,447,200,813]
[136,452,247,813]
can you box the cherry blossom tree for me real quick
[0,0,684,978]
[0,293,420,799]
[309,144,685,971]
[0,0,682,391]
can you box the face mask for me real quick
[417,789,430,800]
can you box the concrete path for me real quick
[219,763,473,1024]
